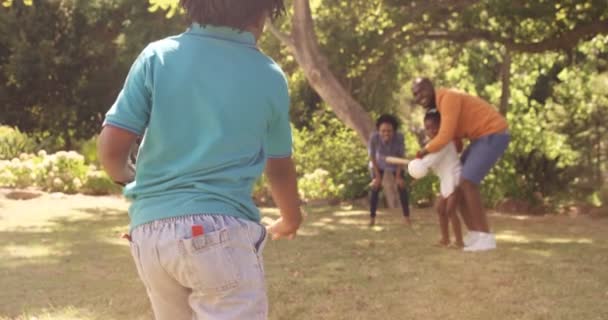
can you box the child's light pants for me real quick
[129,214,268,320]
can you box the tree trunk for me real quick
[269,0,399,208]
[499,48,511,115]
[290,0,374,145]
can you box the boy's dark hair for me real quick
[376,114,399,131]
[424,108,441,125]
[180,0,285,31]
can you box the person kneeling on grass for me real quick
[409,110,464,248]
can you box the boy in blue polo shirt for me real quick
[97,1,303,319]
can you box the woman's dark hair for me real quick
[424,108,441,125]
[376,114,399,131]
[180,0,285,31]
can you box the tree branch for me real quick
[409,19,608,53]
[290,0,374,144]
[359,0,480,59]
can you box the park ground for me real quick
[1,192,607,320]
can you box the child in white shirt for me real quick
[409,109,464,247]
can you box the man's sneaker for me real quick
[463,233,496,252]
[463,231,480,246]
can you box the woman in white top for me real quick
[409,110,464,247]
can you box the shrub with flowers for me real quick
[0,154,41,188]
[0,150,118,195]
[38,151,88,193]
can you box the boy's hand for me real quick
[267,216,302,240]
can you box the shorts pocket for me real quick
[254,226,268,254]
[180,229,239,292]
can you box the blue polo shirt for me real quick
[104,24,292,229]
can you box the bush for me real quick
[82,169,121,195]
[298,168,344,201]
[77,136,99,165]
[0,155,40,188]
[0,126,36,160]
[252,175,273,205]
[292,111,369,200]
[0,150,119,195]
[409,175,439,207]
[38,151,88,193]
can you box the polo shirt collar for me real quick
[187,23,256,46]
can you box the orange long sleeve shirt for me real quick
[425,88,508,153]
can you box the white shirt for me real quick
[421,142,462,198]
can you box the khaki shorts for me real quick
[129,214,268,320]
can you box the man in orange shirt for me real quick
[412,78,510,252]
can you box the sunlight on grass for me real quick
[370,225,386,231]
[496,233,594,245]
[495,233,530,243]
[6,305,99,320]
[511,247,554,257]
[332,209,368,217]
[2,244,59,259]
[336,218,364,225]
[543,237,593,244]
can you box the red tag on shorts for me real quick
[192,225,204,237]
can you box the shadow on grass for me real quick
[0,207,151,319]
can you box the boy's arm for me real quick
[99,48,151,185]
[98,125,138,185]
[265,157,303,239]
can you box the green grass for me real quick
[1,194,607,320]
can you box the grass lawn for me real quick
[1,192,607,320]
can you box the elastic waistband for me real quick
[134,213,243,232]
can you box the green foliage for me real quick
[0,126,36,160]
[4,0,608,208]
[409,175,439,207]
[82,170,121,195]
[298,169,344,201]
[0,0,183,148]
[292,110,369,200]
[252,174,272,204]
[77,136,99,165]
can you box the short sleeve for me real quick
[266,77,292,158]
[103,50,152,135]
